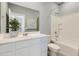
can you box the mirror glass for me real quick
[6,3,39,33]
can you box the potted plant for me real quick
[9,18,20,37]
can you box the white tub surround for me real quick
[56,40,79,56]
[0,33,48,56]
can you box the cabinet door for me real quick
[16,48,30,56]
[29,45,41,56]
[15,38,41,56]
[15,38,40,49]
[40,37,48,56]
[28,39,41,56]
[16,45,41,56]
[0,43,15,56]
[0,51,15,56]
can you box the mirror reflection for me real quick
[1,3,39,33]
[7,3,39,33]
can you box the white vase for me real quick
[10,31,18,37]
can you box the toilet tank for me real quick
[50,35,58,43]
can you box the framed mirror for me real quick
[6,3,39,33]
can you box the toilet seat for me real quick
[48,43,60,52]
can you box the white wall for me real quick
[10,2,52,35]
[60,2,79,42]
[62,13,79,42]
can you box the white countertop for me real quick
[0,32,48,45]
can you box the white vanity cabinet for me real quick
[15,38,41,56]
[0,34,48,56]
[15,37,48,56]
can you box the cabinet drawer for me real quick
[0,43,15,54]
[16,39,40,49]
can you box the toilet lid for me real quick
[48,43,60,50]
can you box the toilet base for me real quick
[48,50,60,56]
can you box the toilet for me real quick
[48,38,60,56]
[48,43,60,56]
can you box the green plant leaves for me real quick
[9,18,20,31]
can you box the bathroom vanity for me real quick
[0,33,48,56]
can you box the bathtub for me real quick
[56,39,79,56]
